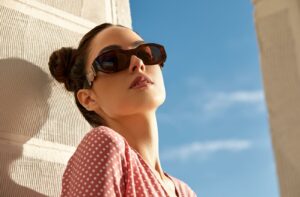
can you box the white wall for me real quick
[0,0,131,196]
[253,0,300,196]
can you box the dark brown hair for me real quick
[48,23,115,127]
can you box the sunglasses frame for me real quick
[84,43,167,87]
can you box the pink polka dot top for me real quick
[61,126,197,197]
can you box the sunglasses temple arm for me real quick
[85,65,97,87]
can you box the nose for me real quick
[128,55,146,73]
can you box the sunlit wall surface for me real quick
[0,0,131,196]
[254,0,300,196]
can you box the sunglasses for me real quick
[85,43,167,87]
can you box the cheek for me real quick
[142,66,166,106]
[94,67,166,117]
[154,70,166,101]
[94,81,124,115]
[151,65,166,89]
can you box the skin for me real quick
[77,26,177,196]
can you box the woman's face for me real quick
[83,26,166,119]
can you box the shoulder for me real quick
[78,125,126,153]
[62,126,127,196]
[67,125,127,170]
[82,125,125,145]
[169,175,197,197]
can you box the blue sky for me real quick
[130,1,279,197]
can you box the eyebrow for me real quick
[98,40,145,55]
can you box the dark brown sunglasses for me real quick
[85,43,167,87]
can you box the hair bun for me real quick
[48,47,77,91]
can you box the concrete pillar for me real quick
[253,0,300,196]
[0,0,131,196]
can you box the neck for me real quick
[106,110,164,178]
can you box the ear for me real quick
[76,89,99,111]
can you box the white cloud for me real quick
[159,76,267,125]
[182,76,265,112]
[161,139,252,161]
[203,90,265,112]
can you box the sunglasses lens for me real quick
[94,51,118,73]
[137,45,164,65]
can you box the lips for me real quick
[129,75,154,89]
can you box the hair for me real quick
[48,23,115,127]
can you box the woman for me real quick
[49,23,197,197]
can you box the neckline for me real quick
[101,126,180,196]
[130,147,180,197]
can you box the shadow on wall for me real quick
[0,58,50,197]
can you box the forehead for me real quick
[87,26,143,67]
[91,26,143,52]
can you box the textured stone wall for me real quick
[0,0,131,196]
[253,0,300,196]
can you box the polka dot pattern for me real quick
[61,126,197,197]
